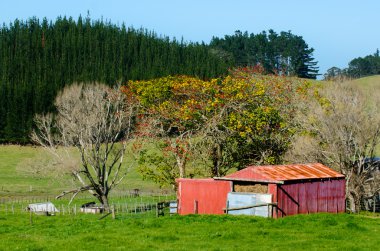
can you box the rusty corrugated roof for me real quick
[221,163,344,183]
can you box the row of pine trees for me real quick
[0,16,229,143]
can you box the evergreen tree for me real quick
[327,50,380,79]
[0,17,229,143]
[210,30,319,79]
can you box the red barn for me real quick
[176,163,345,217]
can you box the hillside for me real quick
[0,145,162,198]
[350,75,380,91]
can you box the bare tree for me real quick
[31,83,136,210]
[286,81,380,212]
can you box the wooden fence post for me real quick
[194,200,198,214]
[112,205,116,220]
[373,196,376,214]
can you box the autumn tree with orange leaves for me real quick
[122,69,310,188]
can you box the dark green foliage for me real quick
[137,148,179,189]
[210,29,319,79]
[0,16,229,143]
[325,49,380,79]
[347,49,380,78]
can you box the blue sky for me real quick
[1,0,379,77]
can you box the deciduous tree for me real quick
[31,83,136,210]
[286,81,380,212]
[123,70,309,186]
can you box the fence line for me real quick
[0,192,177,218]
[0,201,174,219]
[0,191,175,205]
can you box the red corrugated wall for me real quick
[177,179,232,215]
[276,179,345,217]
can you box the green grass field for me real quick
[0,145,56,197]
[0,212,379,250]
[0,145,162,199]
[350,74,380,91]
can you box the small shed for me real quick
[177,163,346,217]
[80,202,104,214]
[28,202,59,215]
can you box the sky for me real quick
[1,0,380,77]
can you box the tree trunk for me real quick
[355,199,361,213]
[100,194,110,212]
[347,194,356,213]
[212,143,222,177]
[176,155,186,178]
[347,193,361,213]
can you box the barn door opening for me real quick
[226,192,272,217]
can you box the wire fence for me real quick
[0,192,177,219]
[0,190,174,203]
[360,198,380,213]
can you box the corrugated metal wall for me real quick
[177,179,232,215]
[276,179,345,217]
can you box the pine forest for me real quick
[0,16,318,143]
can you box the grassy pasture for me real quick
[350,74,380,91]
[0,145,56,196]
[0,145,162,199]
[0,212,379,250]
